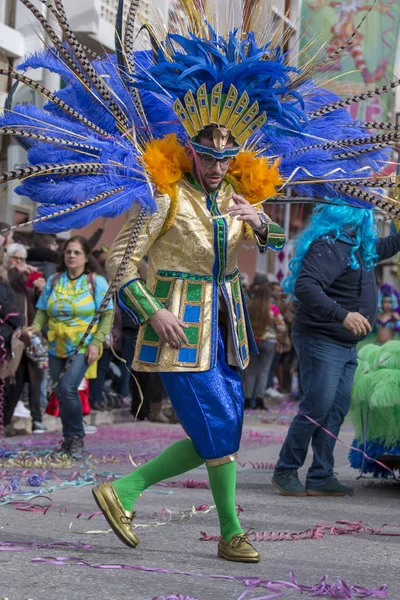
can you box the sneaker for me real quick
[53,439,71,456]
[13,400,31,418]
[306,477,354,497]
[68,436,84,458]
[266,387,284,399]
[83,421,97,435]
[90,402,105,412]
[32,421,48,434]
[272,469,307,496]
[120,395,131,408]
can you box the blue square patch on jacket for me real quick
[183,305,201,323]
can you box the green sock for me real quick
[207,460,243,542]
[113,438,204,511]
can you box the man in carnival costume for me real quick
[272,204,400,497]
[3,0,400,562]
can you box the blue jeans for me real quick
[49,353,88,440]
[275,332,357,487]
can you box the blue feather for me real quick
[33,184,154,233]
[134,30,304,131]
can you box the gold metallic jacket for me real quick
[106,176,285,372]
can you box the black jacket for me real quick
[293,232,400,346]
[27,247,57,281]
[0,280,24,347]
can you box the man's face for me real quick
[192,137,233,192]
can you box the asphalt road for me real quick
[0,414,399,600]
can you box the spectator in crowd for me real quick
[272,203,400,497]
[27,233,58,280]
[31,236,113,457]
[277,299,298,396]
[270,281,283,304]
[4,243,47,434]
[249,272,269,299]
[0,238,25,436]
[92,247,109,275]
[88,217,108,250]
[89,304,122,412]
[244,283,286,409]
[375,284,400,344]
[266,281,285,399]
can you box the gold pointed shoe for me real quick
[92,482,139,549]
[217,530,260,563]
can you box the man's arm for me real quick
[294,240,349,322]
[376,231,400,262]
[106,197,170,325]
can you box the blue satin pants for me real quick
[160,325,244,460]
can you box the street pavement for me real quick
[0,408,399,600]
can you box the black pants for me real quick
[131,370,165,419]
[4,355,43,425]
[89,348,112,407]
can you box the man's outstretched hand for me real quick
[149,309,189,349]
[343,312,372,337]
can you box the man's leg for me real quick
[93,325,258,560]
[243,354,260,405]
[207,460,242,541]
[254,345,275,403]
[306,346,358,492]
[273,333,347,494]
[117,329,137,398]
[27,361,44,424]
[113,437,204,510]
[3,358,27,426]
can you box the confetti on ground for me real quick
[29,559,388,599]
[199,520,400,542]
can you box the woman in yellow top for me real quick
[32,236,113,457]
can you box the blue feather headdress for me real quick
[133,28,305,156]
[0,0,399,236]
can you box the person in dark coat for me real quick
[272,203,400,497]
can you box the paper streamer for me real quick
[0,541,94,551]
[28,560,388,599]
[153,596,198,600]
[199,520,400,542]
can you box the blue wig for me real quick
[283,202,379,298]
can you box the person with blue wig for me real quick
[272,202,400,497]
